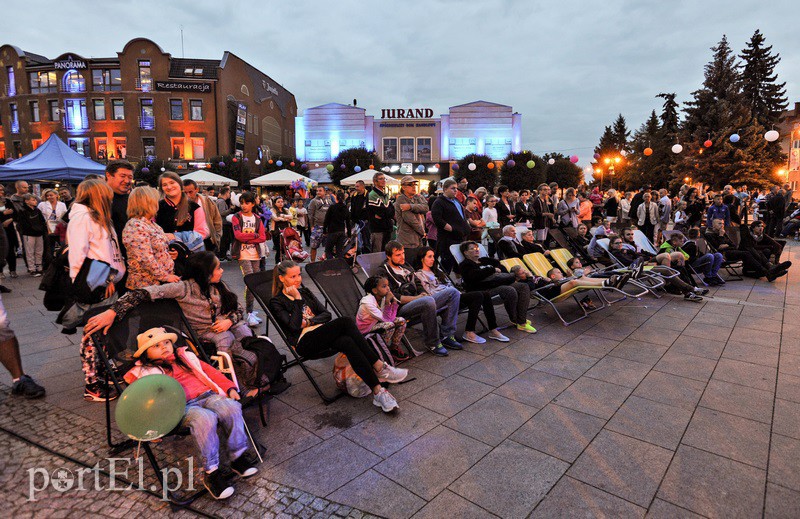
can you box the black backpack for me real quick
[241,335,290,395]
[39,246,73,311]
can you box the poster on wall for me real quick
[305,139,332,162]
[449,138,476,160]
[485,138,512,159]
[790,148,800,171]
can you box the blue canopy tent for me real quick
[0,134,105,182]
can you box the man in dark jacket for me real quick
[628,185,648,223]
[368,173,394,253]
[739,220,789,270]
[766,187,787,237]
[431,179,470,273]
[322,190,351,260]
[705,218,785,281]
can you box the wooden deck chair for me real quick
[243,270,345,405]
[521,252,628,325]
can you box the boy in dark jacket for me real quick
[17,194,46,276]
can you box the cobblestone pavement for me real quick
[1,242,800,517]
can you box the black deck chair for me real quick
[243,269,345,404]
[84,299,266,507]
[304,259,366,321]
[699,234,744,281]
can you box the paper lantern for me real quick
[369,164,375,169]
[276,160,283,166]
[671,144,683,154]
[570,155,579,163]
[160,167,166,172]
[526,160,535,168]
[730,133,740,143]
[340,164,346,170]
[765,130,779,142]
[141,167,150,174]
[452,164,459,171]
[243,158,249,162]
[290,161,295,167]
[301,163,308,170]
[507,160,516,168]
[468,163,477,171]
[703,140,713,148]
[218,161,225,167]
[354,166,362,173]
[620,150,627,157]
[326,164,334,172]
[593,153,601,160]
[644,148,653,156]
[487,162,495,169]
[434,163,440,168]
[268,159,274,164]
[548,158,555,165]
[255,159,261,165]
[232,157,238,163]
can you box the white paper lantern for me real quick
[160,167,166,172]
[729,133,740,143]
[468,163,477,171]
[764,130,780,142]
[547,158,555,165]
[620,150,628,157]
[671,144,683,154]
[254,159,261,165]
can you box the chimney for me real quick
[796,101,800,114]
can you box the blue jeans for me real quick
[182,391,248,472]
[398,286,460,348]
[693,252,724,278]
[201,321,253,353]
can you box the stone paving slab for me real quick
[0,240,798,517]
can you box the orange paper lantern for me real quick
[369,164,374,169]
[487,162,495,169]
[268,159,274,164]
[704,139,713,148]
[644,148,653,156]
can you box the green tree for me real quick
[209,155,249,187]
[331,147,383,186]
[629,110,669,189]
[546,159,583,188]
[612,114,631,152]
[455,154,497,192]
[259,155,301,175]
[133,157,167,186]
[740,29,788,127]
[657,93,680,136]
[499,151,546,191]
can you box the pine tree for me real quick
[612,114,631,152]
[740,29,788,127]
[593,119,630,189]
[628,111,667,189]
[594,125,617,158]
[657,93,680,137]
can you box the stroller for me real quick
[280,227,309,263]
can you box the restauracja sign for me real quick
[381,108,434,119]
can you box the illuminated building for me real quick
[0,38,296,168]
[296,100,522,183]
[778,101,800,193]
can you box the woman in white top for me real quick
[619,192,633,226]
[557,188,580,228]
[38,188,68,268]
[481,196,500,257]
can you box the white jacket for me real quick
[67,203,126,280]
[636,202,660,227]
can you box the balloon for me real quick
[276,160,283,166]
[434,163,440,168]
[244,158,249,162]
[730,134,740,143]
[487,162,495,169]
[468,163,477,171]
[326,164,334,172]
[255,159,261,165]
[115,374,186,441]
[369,164,375,169]
[547,158,555,165]
[526,160,535,168]
[417,165,425,172]
[507,160,516,168]
[452,164,459,171]
[644,148,653,156]
[593,153,601,160]
[620,150,627,157]
[671,144,683,154]
[290,161,295,167]
[354,166,362,173]
[703,140,713,148]
[570,155,579,163]
[315,163,320,167]
[765,130,779,142]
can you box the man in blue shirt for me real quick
[706,194,730,228]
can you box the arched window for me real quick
[62,69,85,93]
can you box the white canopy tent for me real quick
[180,169,238,186]
[340,171,401,186]
[250,169,316,187]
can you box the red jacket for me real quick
[231,211,267,259]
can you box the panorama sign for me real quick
[54,56,87,70]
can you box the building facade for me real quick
[778,101,800,192]
[295,100,522,181]
[0,38,296,168]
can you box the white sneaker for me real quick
[246,312,260,327]
[373,388,399,413]
[461,332,487,344]
[377,363,408,384]
[488,330,510,342]
[250,311,263,323]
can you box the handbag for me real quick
[72,257,118,304]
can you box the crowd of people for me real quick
[0,161,796,500]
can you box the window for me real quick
[92,69,121,91]
[30,101,40,122]
[92,99,105,121]
[382,138,398,161]
[13,141,22,158]
[169,99,183,120]
[171,137,184,159]
[9,103,19,133]
[96,138,107,160]
[31,139,43,150]
[184,67,203,76]
[138,60,151,91]
[62,69,86,93]
[111,99,124,120]
[68,138,89,156]
[6,66,15,96]
[48,100,60,122]
[142,137,156,157]
[112,137,126,159]
[140,99,154,129]
[417,137,432,162]
[400,138,415,161]
[29,71,57,93]
[0,142,5,159]
[189,99,203,121]
[192,138,205,159]
[63,99,88,131]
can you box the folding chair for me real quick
[521,252,628,325]
[594,238,667,298]
[662,230,707,286]
[84,299,265,507]
[356,252,387,281]
[243,270,345,404]
[699,235,744,281]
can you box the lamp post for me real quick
[601,156,622,191]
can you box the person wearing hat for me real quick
[395,176,429,249]
[123,326,259,500]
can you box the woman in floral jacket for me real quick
[122,186,180,290]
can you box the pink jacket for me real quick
[123,347,235,397]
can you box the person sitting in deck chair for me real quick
[538,267,630,301]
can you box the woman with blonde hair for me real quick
[156,171,208,250]
[122,186,180,290]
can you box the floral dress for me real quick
[122,217,175,289]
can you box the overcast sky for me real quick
[5,0,797,169]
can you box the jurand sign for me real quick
[381,108,434,119]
